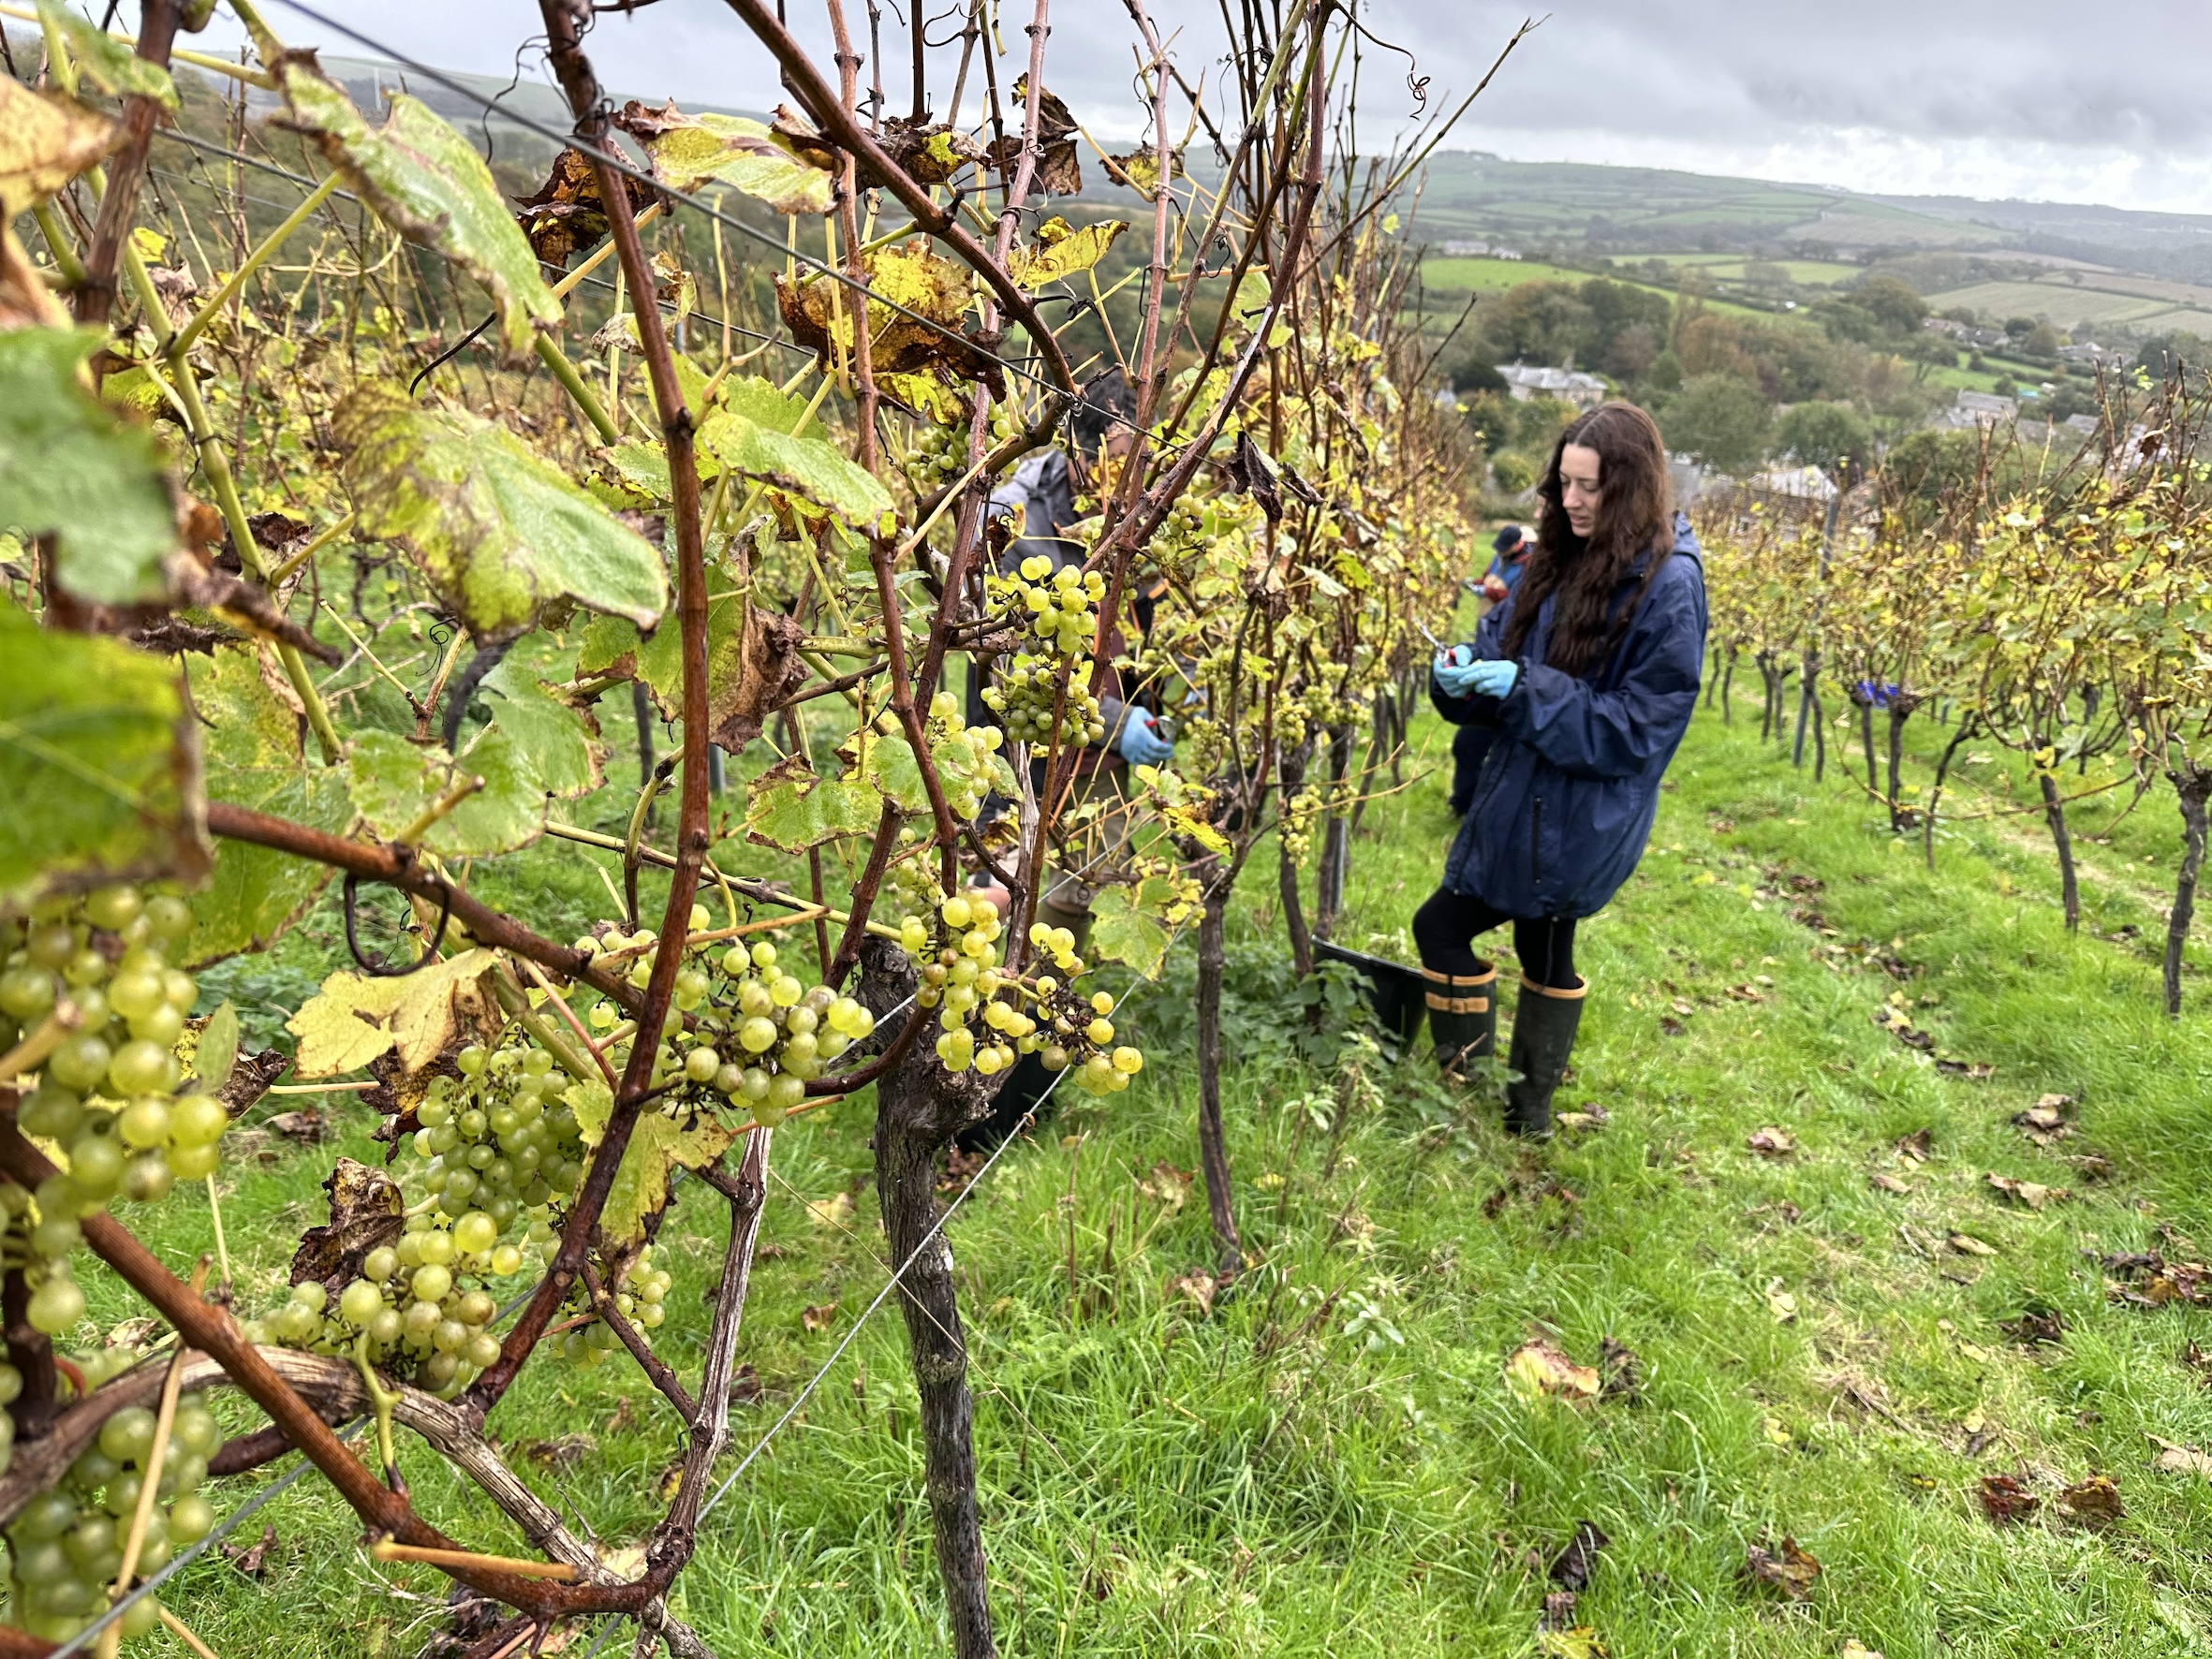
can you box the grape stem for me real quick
[351,1331,403,1488]
[0,999,82,1085]
[543,822,909,942]
[99,1256,203,1659]
[516,960,623,1091]
[155,1606,222,1659]
[490,967,598,1086]
[593,909,832,967]
[369,1540,582,1582]
[204,1176,231,1293]
[577,1260,695,1424]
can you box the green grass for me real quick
[75,688,2212,1657]
[1924,277,2212,337]
[1420,256,1615,292]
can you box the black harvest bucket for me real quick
[1313,940,1426,1050]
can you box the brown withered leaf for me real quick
[2058,1474,2124,1528]
[1948,1232,1999,1257]
[1868,1171,1911,1194]
[1935,1058,1996,1079]
[1894,1128,1934,1162]
[289,1157,404,1293]
[983,76,1080,195]
[729,1362,764,1406]
[222,1525,278,1577]
[1539,1590,1579,1634]
[1741,1535,1821,1599]
[1137,1160,1194,1211]
[1548,1520,1610,1592]
[774,241,999,394]
[878,115,988,185]
[1999,1305,2065,1346]
[709,605,808,755]
[770,103,842,171]
[1168,1270,1219,1317]
[801,1301,839,1333]
[218,1048,291,1118]
[2184,1341,2212,1385]
[1985,1171,2069,1211]
[517,1433,595,1470]
[265,1108,332,1144]
[2149,1434,2212,1479]
[512,146,656,268]
[1978,1474,2039,1523]
[1597,1336,1641,1401]
[1746,1126,1796,1157]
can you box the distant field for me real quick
[1416,257,1769,321]
[1650,255,1864,286]
[1925,276,2212,336]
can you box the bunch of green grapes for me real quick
[0,1182,94,1373]
[989,555,1107,659]
[981,655,1106,749]
[900,893,1018,1077]
[923,690,1003,822]
[1020,930,1144,1096]
[1158,497,1207,556]
[0,888,226,1212]
[242,1241,505,1398]
[558,1244,671,1367]
[1279,785,1320,865]
[3,1393,220,1642]
[905,422,967,490]
[884,833,949,918]
[409,1046,587,1268]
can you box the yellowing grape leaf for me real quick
[774,241,992,400]
[190,1002,239,1094]
[335,382,667,644]
[36,2,178,110]
[613,100,835,215]
[0,601,205,909]
[1090,879,1174,980]
[745,755,885,853]
[564,1079,737,1245]
[1104,143,1180,198]
[286,947,495,1076]
[273,60,560,362]
[698,375,894,532]
[1009,217,1128,290]
[0,328,180,604]
[1504,1339,1600,1404]
[0,79,119,213]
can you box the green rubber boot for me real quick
[1423,961,1497,1079]
[1504,976,1585,1138]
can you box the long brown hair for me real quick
[1502,401,1675,677]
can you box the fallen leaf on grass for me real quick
[804,1192,855,1227]
[1999,1305,2065,1346]
[1985,1172,2069,1211]
[1766,1281,1799,1323]
[1894,1128,1934,1162]
[1548,1520,1610,1591]
[1741,1535,1821,1599]
[266,1108,332,1142]
[2059,1475,2125,1529]
[1555,1104,1610,1136]
[1935,1059,1996,1079]
[595,1540,648,1578]
[1535,1627,1608,1659]
[2183,1342,2212,1386]
[1658,1017,1687,1037]
[2013,1095,2075,1144]
[223,1525,277,1576]
[1137,1160,1192,1211]
[1978,1474,2039,1523]
[1841,1643,1886,1659]
[2149,1434,2212,1478]
[1506,1339,1600,1403]
[1540,1590,1579,1633]
[1168,1270,1218,1317]
[1747,1126,1796,1157]
[801,1301,839,1332]
[1763,1417,1794,1446]
[1598,1336,1641,1401]
[1868,1172,1911,1195]
[1948,1232,1999,1257]
[518,1433,595,1470]
[937,1144,985,1195]
[606,1396,637,1436]
[729,1362,763,1405]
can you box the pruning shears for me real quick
[1416,619,1471,666]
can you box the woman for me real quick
[1420,402,1707,1137]
[1448,523,1533,816]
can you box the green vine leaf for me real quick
[0,328,179,604]
[0,601,204,910]
[184,645,350,965]
[479,656,604,800]
[37,2,178,110]
[699,376,895,533]
[273,57,561,361]
[745,754,884,853]
[613,100,836,216]
[190,1002,239,1093]
[335,382,668,645]
[1090,880,1174,980]
[346,728,548,859]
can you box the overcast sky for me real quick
[219,0,2212,215]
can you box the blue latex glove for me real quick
[1435,650,1517,698]
[1118,709,1174,767]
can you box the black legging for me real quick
[1412,888,1580,990]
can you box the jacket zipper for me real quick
[1530,797,1543,888]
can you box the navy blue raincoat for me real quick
[1430,514,1707,919]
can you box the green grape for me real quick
[26,1273,83,1335]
